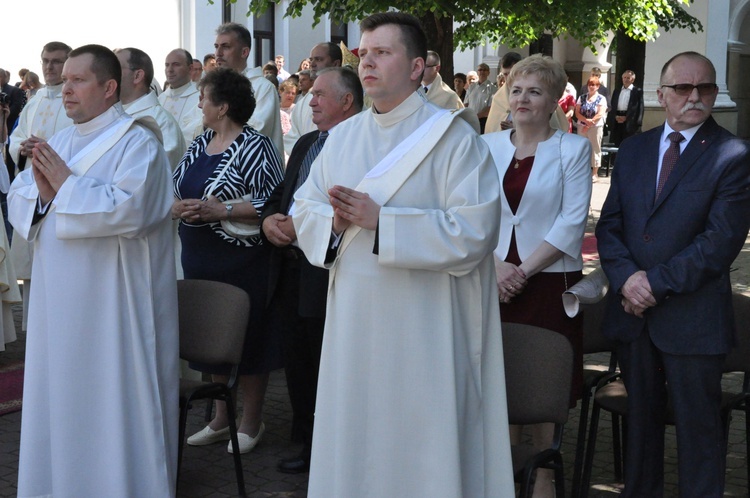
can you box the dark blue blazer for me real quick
[261,130,329,318]
[595,117,750,355]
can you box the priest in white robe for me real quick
[116,47,186,169]
[9,44,179,498]
[9,42,75,333]
[159,48,202,146]
[212,23,284,161]
[293,13,513,498]
[422,50,464,110]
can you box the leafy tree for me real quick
[220,0,701,83]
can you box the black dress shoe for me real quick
[277,456,310,474]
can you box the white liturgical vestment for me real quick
[293,92,514,497]
[424,72,464,110]
[243,66,284,161]
[158,80,201,145]
[9,103,179,498]
[124,91,187,169]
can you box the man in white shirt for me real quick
[214,22,283,160]
[115,48,186,168]
[10,43,178,498]
[421,50,463,110]
[9,41,75,333]
[283,42,341,155]
[275,55,291,82]
[158,49,201,146]
[607,69,644,146]
[463,62,497,132]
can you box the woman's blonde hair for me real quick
[507,54,568,99]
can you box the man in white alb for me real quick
[9,44,179,498]
[214,22,284,160]
[9,41,75,333]
[293,12,513,497]
[283,42,342,156]
[115,47,186,168]
[421,50,463,110]
[159,48,201,145]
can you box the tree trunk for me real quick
[419,13,455,89]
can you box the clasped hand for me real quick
[172,195,225,223]
[620,270,656,318]
[262,213,296,247]
[328,185,380,234]
[32,141,72,205]
[496,261,527,303]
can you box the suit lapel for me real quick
[652,118,717,211]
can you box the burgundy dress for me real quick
[499,155,583,404]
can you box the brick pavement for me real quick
[0,174,747,497]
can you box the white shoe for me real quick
[187,425,230,446]
[227,422,265,454]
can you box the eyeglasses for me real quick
[661,83,717,96]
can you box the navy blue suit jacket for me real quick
[595,117,750,355]
[261,130,329,318]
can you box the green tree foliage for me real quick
[231,0,701,52]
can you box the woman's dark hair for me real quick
[199,67,256,125]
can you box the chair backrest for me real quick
[580,294,619,355]
[177,279,250,367]
[725,292,750,374]
[502,322,574,425]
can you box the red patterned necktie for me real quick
[655,131,684,199]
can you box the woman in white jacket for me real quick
[482,54,592,498]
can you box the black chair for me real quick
[571,298,619,498]
[176,279,250,497]
[503,323,574,498]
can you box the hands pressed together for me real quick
[31,141,72,205]
[620,270,656,318]
[496,261,527,304]
[262,213,296,247]
[328,185,380,235]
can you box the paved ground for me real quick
[0,173,747,497]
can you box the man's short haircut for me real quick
[121,47,154,90]
[263,62,278,76]
[198,67,256,124]
[69,44,121,98]
[216,22,253,50]
[590,67,602,76]
[298,69,312,79]
[426,50,440,66]
[317,67,364,112]
[203,53,216,65]
[41,41,72,58]
[360,12,427,62]
[660,51,715,84]
[477,63,490,71]
[179,49,193,67]
[622,69,636,78]
[507,54,567,100]
[501,52,523,69]
[315,42,343,65]
[454,73,467,84]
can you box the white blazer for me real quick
[481,129,592,272]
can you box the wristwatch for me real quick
[225,203,233,219]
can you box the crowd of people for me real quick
[1,10,747,498]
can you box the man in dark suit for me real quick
[261,67,362,474]
[596,51,750,497]
[607,70,644,146]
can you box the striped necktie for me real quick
[295,131,329,192]
[655,131,684,199]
